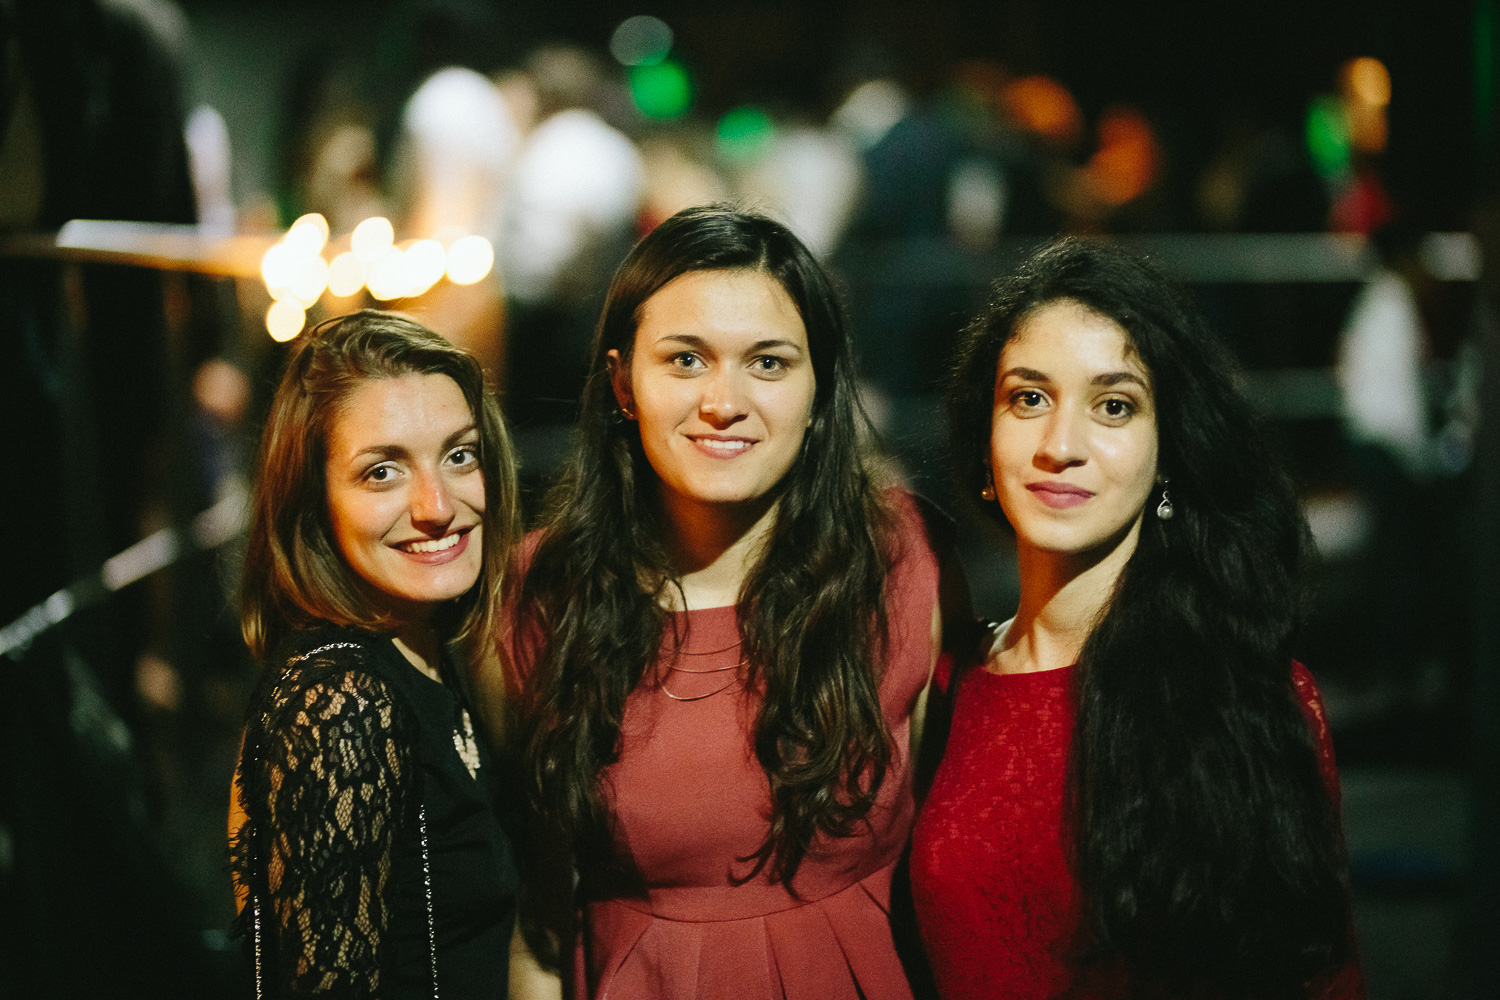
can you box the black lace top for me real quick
[231,624,518,998]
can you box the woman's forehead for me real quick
[1000,300,1147,381]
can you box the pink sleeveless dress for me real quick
[517,494,939,1000]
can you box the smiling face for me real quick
[990,298,1158,561]
[610,268,816,523]
[324,373,485,624]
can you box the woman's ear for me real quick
[607,349,636,420]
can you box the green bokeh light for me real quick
[716,106,777,165]
[630,60,692,120]
[1305,95,1351,180]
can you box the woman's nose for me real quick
[1036,408,1087,469]
[409,468,454,528]
[699,370,748,425]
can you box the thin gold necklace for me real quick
[657,640,746,701]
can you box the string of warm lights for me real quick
[260,213,495,341]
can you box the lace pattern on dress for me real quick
[231,639,439,999]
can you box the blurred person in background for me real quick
[384,0,522,376]
[499,44,645,433]
[833,59,969,404]
[230,312,526,998]
[505,206,945,1000]
[913,239,1362,999]
[1334,220,1476,716]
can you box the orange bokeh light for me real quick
[1086,108,1160,206]
[1002,75,1083,148]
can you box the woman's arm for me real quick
[509,920,563,1000]
[1291,662,1369,1000]
[241,665,416,997]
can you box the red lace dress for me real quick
[909,650,1364,1000]
[510,493,940,1000]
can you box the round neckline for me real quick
[669,602,738,616]
[977,660,1076,681]
[977,618,1077,678]
[663,604,740,656]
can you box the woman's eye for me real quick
[1011,389,1046,411]
[670,352,703,371]
[366,464,395,483]
[449,445,478,466]
[752,355,787,374]
[1100,398,1135,420]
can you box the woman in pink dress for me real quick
[910,238,1362,999]
[504,206,941,999]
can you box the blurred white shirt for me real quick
[399,67,520,242]
[499,108,644,305]
[736,125,861,259]
[1336,268,1429,476]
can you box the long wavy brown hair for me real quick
[516,206,896,886]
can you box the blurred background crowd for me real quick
[1,0,1496,996]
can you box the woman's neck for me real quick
[657,491,778,610]
[997,517,1142,674]
[391,619,444,683]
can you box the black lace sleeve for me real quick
[232,645,418,998]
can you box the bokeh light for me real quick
[445,235,494,285]
[287,253,330,305]
[283,212,329,257]
[716,106,777,165]
[404,239,448,298]
[1002,76,1084,147]
[351,216,396,262]
[366,247,408,301]
[1087,108,1160,206]
[259,242,299,297]
[266,299,306,342]
[1344,57,1392,107]
[1306,94,1352,178]
[1340,56,1391,154]
[630,59,692,120]
[610,15,673,67]
[327,252,367,298]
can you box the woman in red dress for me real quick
[504,206,941,999]
[911,238,1363,999]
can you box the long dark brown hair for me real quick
[241,310,519,660]
[950,238,1350,997]
[516,206,895,886]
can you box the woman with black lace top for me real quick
[229,311,525,998]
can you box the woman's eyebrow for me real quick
[654,333,710,349]
[443,424,479,448]
[1000,366,1051,382]
[652,334,804,355]
[746,338,803,354]
[350,443,407,462]
[1091,371,1148,388]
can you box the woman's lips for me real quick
[1026,482,1095,509]
[392,527,474,564]
[689,435,756,459]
